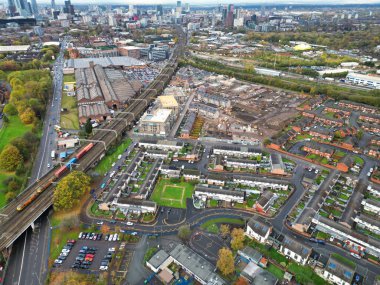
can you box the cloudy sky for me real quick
[35,0,380,5]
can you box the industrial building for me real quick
[346,73,380,89]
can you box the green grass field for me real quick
[63,74,76,82]
[94,139,132,175]
[0,115,32,151]
[60,94,79,130]
[150,179,195,208]
[0,116,33,207]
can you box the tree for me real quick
[231,228,245,251]
[177,224,192,241]
[3,103,18,116]
[19,107,36,124]
[357,129,364,140]
[84,118,93,134]
[5,192,17,203]
[220,224,230,239]
[0,144,23,171]
[53,171,91,211]
[216,247,235,276]
[11,137,29,160]
[101,224,111,235]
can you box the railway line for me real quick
[0,32,185,251]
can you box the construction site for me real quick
[176,67,306,142]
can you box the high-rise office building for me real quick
[156,4,163,16]
[63,0,74,14]
[7,0,16,16]
[51,0,55,10]
[176,1,181,7]
[31,0,38,16]
[224,4,234,28]
[13,0,30,16]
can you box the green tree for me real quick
[11,137,30,160]
[53,171,91,211]
[216,247,235,276]
[177,224,192,241]
[3,103,18,115]
[84,118,93,134]
[5,192,17,203]
[220,224,230,239]
[0,144,23,171]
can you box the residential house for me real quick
[353,214,380,235]
[190,102,220,119]
[368,146,380,159]
[225,158,261,170]
[323,256,355,285]
[182,169,201,181]
[233,176,289,191]
[245,216,272,243]
[254,190,277,213]
[194,186,245,204]
[303,142,334,159]
[358,113,380,124]
[271,129,297,149]
[360,122,380,134]
[139,138,184,152]
[270,153,285,175]
[238,246,263,265]
[370,136,380,146]
[338,100,377,114]
[170,244,226,285]
[207,174,228,186]
[146,249,172,273]
[160,165,181,178]
[291,117,313,133]
[362,199,380,215]
[314,114,344,127]
[280,235,312,265]
[180,111,196,138]
[212,145,261,158]
[324,102,351,117]
[309,126,333,141]
[112,198,157,214]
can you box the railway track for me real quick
[0,44,182,250]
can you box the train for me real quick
[16,143,94,211]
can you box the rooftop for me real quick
[141,109,172,123]
[147,249,170,269]
[247,216,272,237]
[325,256,355,283]
[158,95,179,108]
[65,56,145,69]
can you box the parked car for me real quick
[126,222,134,226]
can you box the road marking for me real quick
[17,230,28,285]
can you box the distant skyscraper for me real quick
[51,0,55,10]
[31,0,38,16]
[13,0,30,16]
[7,0,16,16]
[156,4,163,16]
[63,0,74,14]
[224,4,234,28]
[185,3,190,12]
[176,1,181,7]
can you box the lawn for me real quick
[204,224,219,234]
[267,263,285,279]
[353,156,364,166]
[94,138,132,175]
[60,93,79,130]
[331,253,356,269]
[150,178,195,208]
[63,74,76,82]
[287,262,328,285]
[200,218,245,230]
[0,115,32,151]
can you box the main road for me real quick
[4,37,68,285]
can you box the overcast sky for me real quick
[33,0,380,5]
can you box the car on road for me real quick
[350,253,361,259]
[131,232,138,236]
[96,221,104,225]
[108,247,115,252]
[47,163,50,168]
[126,222,134,226]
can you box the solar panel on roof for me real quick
[344,270,352,278]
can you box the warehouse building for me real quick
[346,73,380,89]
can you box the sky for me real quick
[34,0,380,5]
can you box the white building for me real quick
[345,73,380,89]
[112,198,157,214]
[280,236,311,265]
[323,256,355,285]
[233,176,289,191]
[194,186,244,204]
[139,139,184,152]
[212,145,261,158]
[245,216,272,243]
[362,199,380,215]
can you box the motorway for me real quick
[3,38,68,285]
